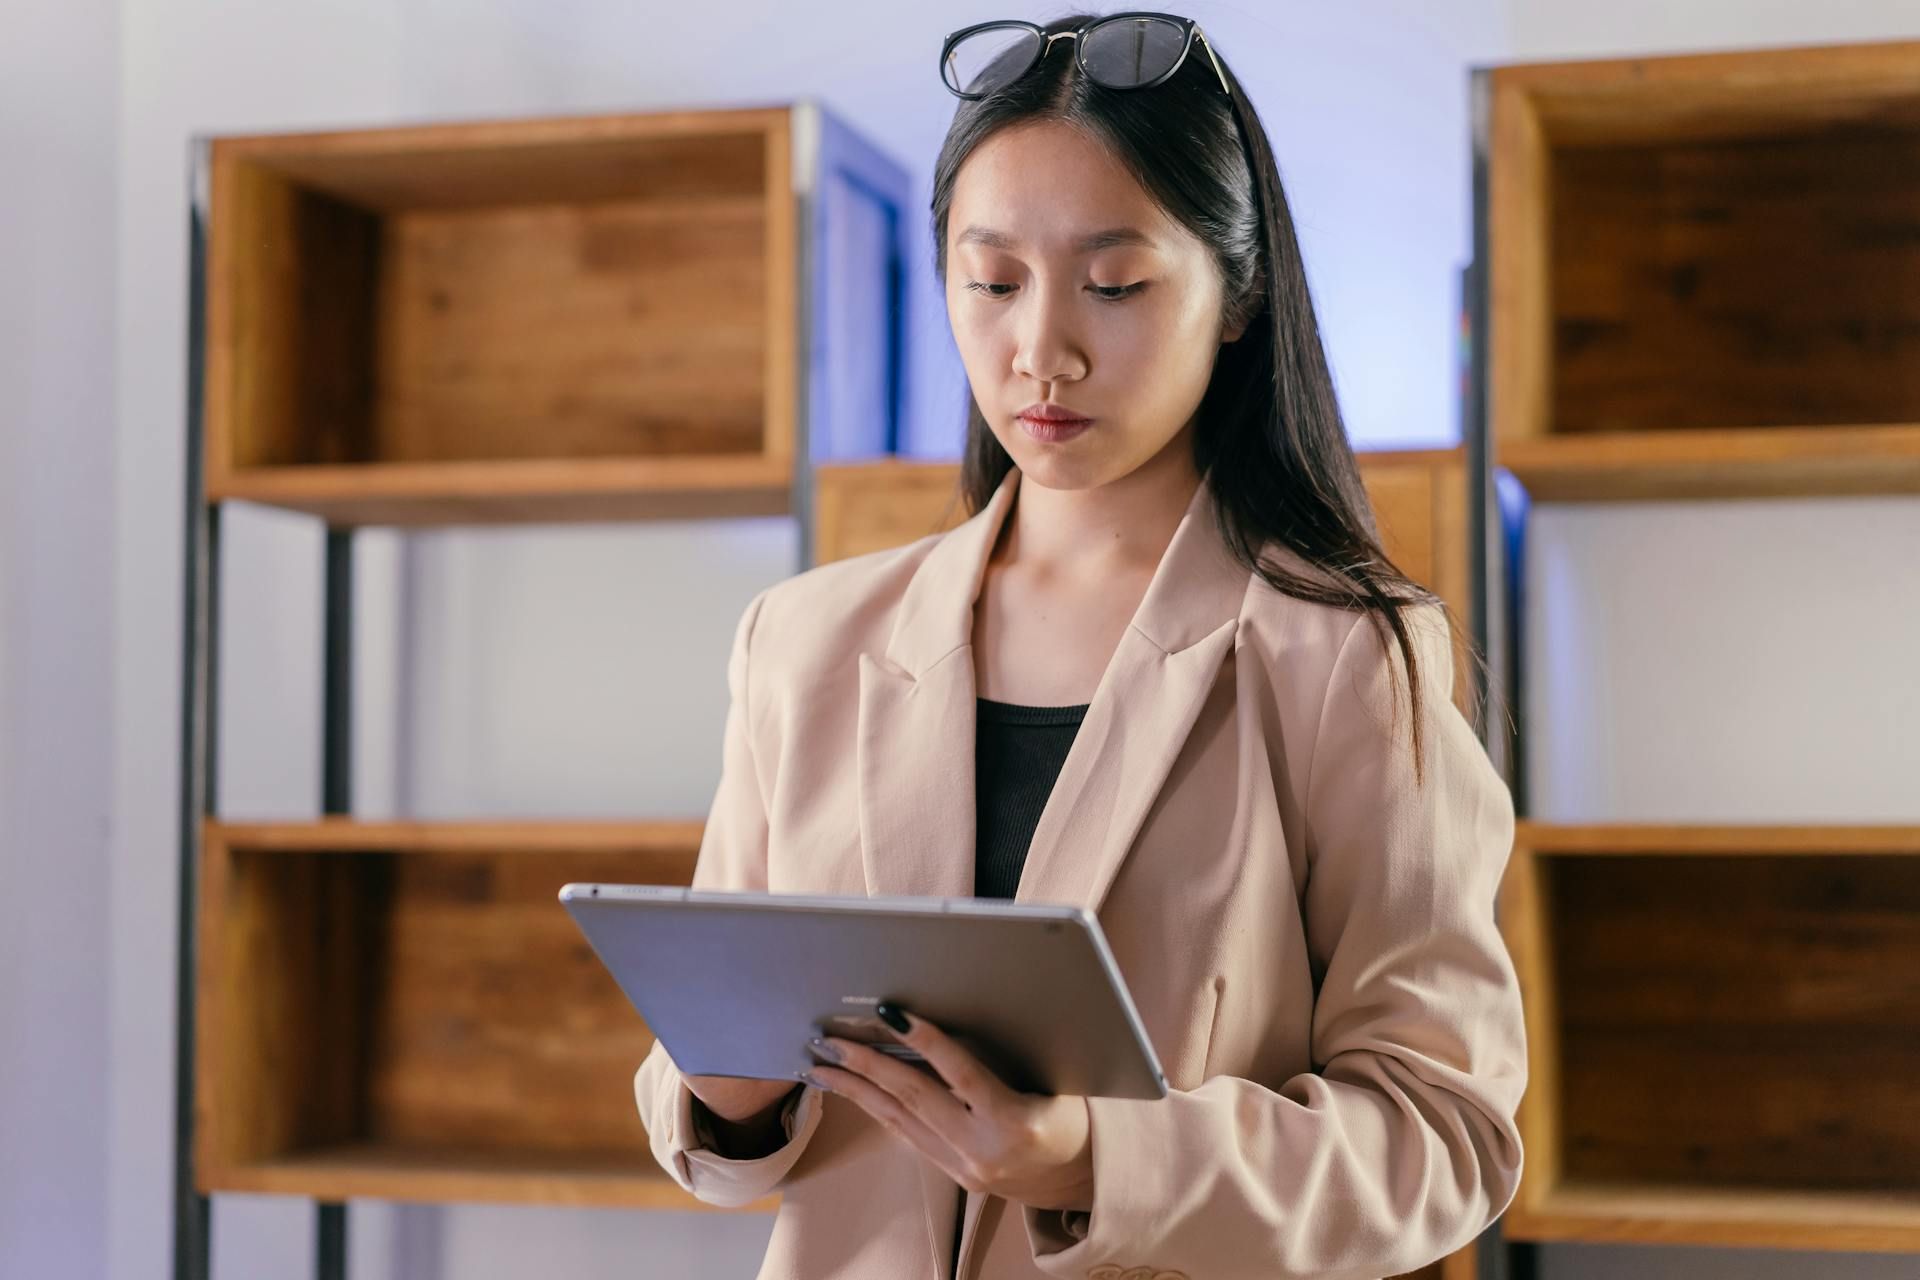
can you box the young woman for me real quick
[635,12,1527,1279]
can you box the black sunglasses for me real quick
[939,12,1231,101]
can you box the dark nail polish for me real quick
[875,1002,911,1034]
[807,1037,843,1063]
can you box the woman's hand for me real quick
[802,1003,1094,1213]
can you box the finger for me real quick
[815,1035,978,1150]
[876,1004,1017,1116]
[804,1064,976,1188]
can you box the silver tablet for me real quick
[560,884,1168,1100]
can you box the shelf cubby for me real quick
[191,818,771,1210]
[1498,822,1920,1252]
[1487,40,1920,500]
[199,103,907,526]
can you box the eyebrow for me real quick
[955,225,1155,253]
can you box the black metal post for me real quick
[173,150,216,1280]
[1467,71,1494,738]
[1468,64,1528,1280]
[317,527,355,1278]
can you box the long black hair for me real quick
[931,10,1492,783]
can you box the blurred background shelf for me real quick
[178,99,914,1275]
[200,102,909,530]
[1504,1178,1920,1254]
[1498,821,1920,1253]
[1497,424,1920,502]
[207,456,799,526]
[1481,38,1920,1267]
[193,819,709,1209]
[1488,39,1920,502]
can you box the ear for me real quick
[1221,287,1265,345]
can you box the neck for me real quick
[994,435,1204,580]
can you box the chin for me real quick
[1006,450,1117,493]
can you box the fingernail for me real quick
[874,1002,911,1034]
[807,1037,844,1064]
[797,1068,832,1091]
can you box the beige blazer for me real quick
[636,465,1527,1280]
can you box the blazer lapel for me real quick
[854,463,1254,1279]
[1008,470,1250,914]
[856,465,1018,903]
[855,468,1017,1279]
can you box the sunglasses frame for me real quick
[939,11,1231,101]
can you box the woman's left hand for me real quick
[803,1003,1094,1213]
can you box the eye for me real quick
[963,279,1017,298]
[1090,282,1147,302]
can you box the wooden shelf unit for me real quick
[1498,822,1920,1252]
[814,448,1479,715]
[190,818,781,1210]
[199,103,907,527]
[176,103,910,1260]
[1487,40,1920,500]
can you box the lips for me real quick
[1018,402,1093,425]
[1016,404,1094,443]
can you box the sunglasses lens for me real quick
[1080,16,1188,88]
[944,25,1042,96]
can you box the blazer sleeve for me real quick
[633,586,828,1209]
[1021,601,1528,1279]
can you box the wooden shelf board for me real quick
[1497,425,1920,501]
[1486,41,1920,146]
[205,815,707,854]
[1505,1176,1920,1252]
[209,106,791,211]
[201,1141,776,1212]
[207,455,795,527]
[1513,822,1920,856]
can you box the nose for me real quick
[1010,280,1088,386]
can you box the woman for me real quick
[635,11,1526,1279]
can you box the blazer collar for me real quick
[879,463,1249,679]
[855,464,1252,1279]
[859,462,1251,907]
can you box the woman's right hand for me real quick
[684,1073,803,1126]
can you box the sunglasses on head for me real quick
[939,12,1231,101]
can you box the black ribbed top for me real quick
[971,696,1091,900]
[956,696,1091,1271]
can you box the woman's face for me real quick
[945,119,1243,492]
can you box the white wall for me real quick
[0,0,118,1274]
[1505,0,1920,55]
[1506,2,1920,1278]
[0,0,1889,1277]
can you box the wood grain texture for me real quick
[1499,823,1920,1251]
[203,107,796,525]
[1550,132,1920,437]
[809,459,971,562]
[193,819,768,1210]
[1489,40,1920,148]
[1489,40,1920,499]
